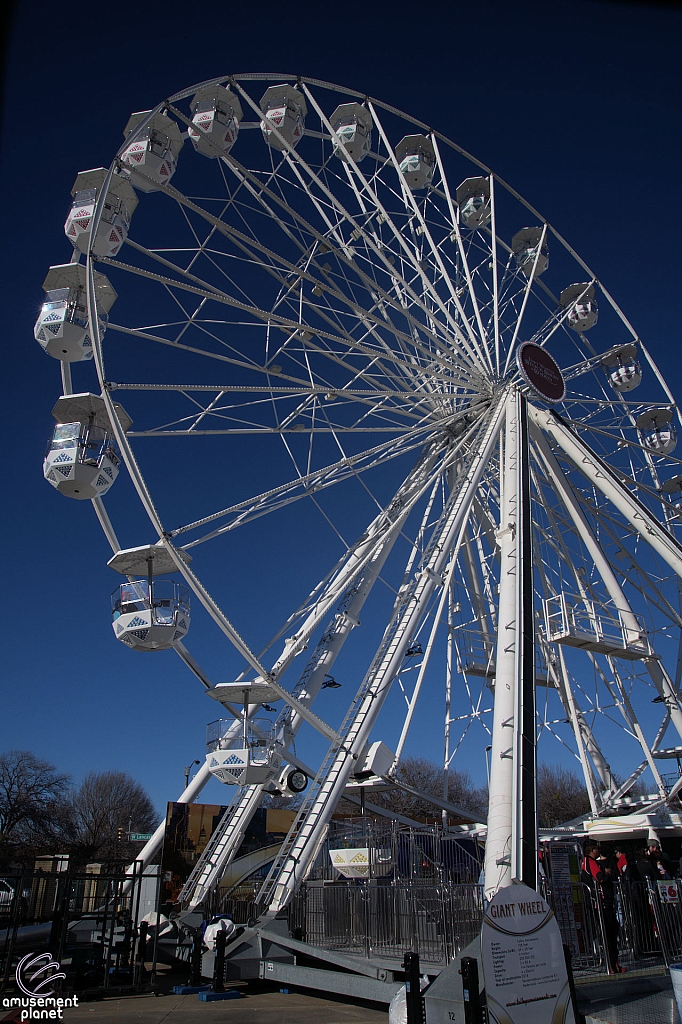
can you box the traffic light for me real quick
[117,826,125,842]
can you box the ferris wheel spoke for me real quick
[432,137,491,364]
[500,224,549,377]
[363,107,492,375]
[608,658,667,799]
[104,252,462,390]
[236,82,486,377]
[219,148,483,381]
[334,102,489,372]
[171,427,443,546]
[487,177,501,373]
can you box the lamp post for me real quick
[183,760,200,789]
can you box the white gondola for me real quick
[205,681,284,785]
[559,282,598,332]
[108,544,191,651]
[512,227,549,278]
[259,85,307,150]
[661,475,682,517]
[328,820,393,879]
[34,264,116,362]
[395,135,435,190]
[44,393,131,500]
[188,85,243,158]
[64,168,138,258]
[120,111,184,192]
[329,103,372,163]
[456,176,491,229]
[637,407,677,455]
[601,343,642,392]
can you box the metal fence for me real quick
[0,864,159,994]
[288,880,484,964]
[642,878,682,966]
[541,876,682,975]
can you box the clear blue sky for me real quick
[2,0,682,815]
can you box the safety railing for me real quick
[288,880,484,964]
[543,877,682,974]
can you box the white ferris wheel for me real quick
[37,73,682,909]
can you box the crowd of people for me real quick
[579,837,678,974]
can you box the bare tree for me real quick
[70,770,159,863]
[0,750,72,865]
[537,762,591,827]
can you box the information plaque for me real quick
[481,883,576,1024]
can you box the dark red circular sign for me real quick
[516,342,565,403]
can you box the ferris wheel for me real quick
[37,74,682,908]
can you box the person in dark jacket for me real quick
[581,842,624,973]
[636,845,657,883]
[648,840,674,878]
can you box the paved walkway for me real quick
[579,972,680,1024]
[66,989,388,1024]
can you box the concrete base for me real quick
[423,938,484,1024]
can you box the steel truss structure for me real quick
[40,74,682,912]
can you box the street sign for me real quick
[129,832,154,842]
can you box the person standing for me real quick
[581,842,625,973]
[648,840,674,878]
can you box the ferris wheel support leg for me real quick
[260,399,507,913]
[124,761,212,887]
[182,507,415,910]
[529,406,682,580]
[484,392,536,899]
[531,409,682,741]
[178,453,445,909]
[540,640,602,814]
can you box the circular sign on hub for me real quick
[516,342,565,404]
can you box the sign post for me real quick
[481,883,576,1023]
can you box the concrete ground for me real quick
[66,987,388,1024]
[578,969,680,1024]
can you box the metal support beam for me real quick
[484,391,536,897]
[260,397,506,912]
[529,406,682,580]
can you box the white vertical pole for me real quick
[484,390,536,896]
[484,392,517,896]
[442,574,454,827]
